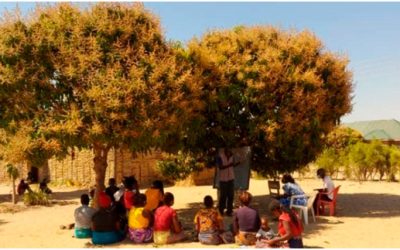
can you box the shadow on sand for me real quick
[50,189,88,201]
[335,193,400,218]
[0,193,11,203]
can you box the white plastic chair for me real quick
[289,193,317,225]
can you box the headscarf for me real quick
[99,191,112,208]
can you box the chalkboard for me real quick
[213,146,251,190]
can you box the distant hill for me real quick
[343,119,400,141]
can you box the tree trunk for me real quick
[379,170,384,181]
[93,143,111,209]
[11,177,17,204]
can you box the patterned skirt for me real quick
[153,230,186,245]
[235,231,257,246]
[128,228,153,243]
[198,230,221,245]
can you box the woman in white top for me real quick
[313,168,335,211]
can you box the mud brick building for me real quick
[0,148,164,187]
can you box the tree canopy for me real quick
[184,26,353,175]
[0,4,354,185]
[0,3,201,193]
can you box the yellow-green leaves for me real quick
[187,26,353,174]
[0,4,353,176]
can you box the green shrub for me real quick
[387,146,400,181]
[23,191,50,206]
[156,151,203,181]
[315,148,341,177]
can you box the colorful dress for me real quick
[128,207,153,243]
[194,208,223,245]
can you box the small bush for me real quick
[23,191,50,206]
[156,151,203,181]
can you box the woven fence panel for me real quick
[48,148,115,187]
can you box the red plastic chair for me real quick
[316,185,341,216]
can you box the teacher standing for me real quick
[217,148,239,216]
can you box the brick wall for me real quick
[114,148,164,187]
[47,148,115,186]
[1,148,165,188]
[1,149,215,188]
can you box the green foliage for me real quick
[346,140,397,181]
[389,146,400,180]
[5,163,19,180]
[0,4,353,180]
[325,127,363,150]
[315,127,362,178]
[156,151,203,181]
[347,142,371,181]
[366,140,390,180]
[5,163,19,204]
[23,191,50,206]
[315,148,342,177]
[0,3,199,193]
[316,131,400,181]
[186,26,353,175]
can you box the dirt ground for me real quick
[1,178,400,248]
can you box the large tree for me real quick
[185,26,353,175]
[0,3,200,200]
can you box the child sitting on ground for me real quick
[255,216,276,248]
[74,194,97,238]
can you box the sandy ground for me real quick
[1,178,400,248]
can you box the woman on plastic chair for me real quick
[279,174,307,208]
[313,168,335,213]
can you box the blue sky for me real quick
[1,2,399,123]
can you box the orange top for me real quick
[278,212,303,237]
[144,188,163,211]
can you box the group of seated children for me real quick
[74,178,303,248]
